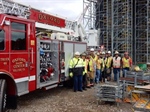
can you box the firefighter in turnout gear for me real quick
[122,52,132,77]
[100,51,106,83]
[86,53,91,88]
[69,51,84,92]
[112,51,122,81]
[89,48,97,86]
[99,52,104,82]
[95,52,103,84]
[105,51,113,81]
[81,52,88,90]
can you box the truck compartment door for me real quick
[36,39,59,88]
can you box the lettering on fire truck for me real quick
[12,58,26,72]
[30,9,66,27]
[0,58,9,65]
[38,14,60,24]
[0,58,9,61]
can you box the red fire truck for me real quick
[0,0,87,111]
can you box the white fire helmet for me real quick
[97,52,100,55]
[75,51,80,56]
[107,51,111,54]
[102,51,105,55]
[90,48,94,52]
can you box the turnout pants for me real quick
[101,69,107,82]
[86,71,95,86]
[82,73,87,89]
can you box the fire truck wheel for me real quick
[0,80,7,112]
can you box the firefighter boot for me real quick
[90,79,94,87]
[86,77,91,88]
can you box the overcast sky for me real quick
[13,0,83,20]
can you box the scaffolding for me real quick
[135,0,147,63]
[96,0,107,46]
[106,0,112,51]
[147,0,150,63]
[83,0,150,64]
[92,0,112,51]
[112,0,133,56]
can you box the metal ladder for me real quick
[0,0,30,18]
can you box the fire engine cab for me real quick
[0,0,87,111]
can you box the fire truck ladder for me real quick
[0,0,30,18]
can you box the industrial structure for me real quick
[83,0,150,64]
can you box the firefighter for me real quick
[86,53,91,88]
[89,48,97,86]
[81,52,88,90]
[122,52,132,77]
[112,51,122,82]
[101,51,107,83]
[99,52,103,82]
[95,52,103,84]
[69,51,84,92]
[105,51,113,81]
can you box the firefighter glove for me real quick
[69,68,73,73]
[69,73,73,77]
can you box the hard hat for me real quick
[124,52,129,55]
[102,51,105,55]
[90,48,94,52]
[84,51,88,55]
[75,51,80,55]
[107,51,111,54]
[81,53,86,56]
[97,52,100,55]
[115,51,119,54]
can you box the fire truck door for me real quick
[0,26,9,71]
[9,22,31,95]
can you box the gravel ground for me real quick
[7,86,133,112]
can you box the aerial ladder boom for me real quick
[73,3,90,42]
[0,0,30,18]
[0,0,88,42]
[0,0,76,35]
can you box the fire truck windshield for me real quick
[0,29,5,50]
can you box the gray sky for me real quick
[13,0,83,20]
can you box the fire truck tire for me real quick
[0,80,7,112]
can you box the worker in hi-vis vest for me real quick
[69,51,84,92]
[112,51,122,81]
[101,51,106,83]
[122,52,132,77]
[81,52,88,90]
[105,51,113,81]
[95,52,103,84]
